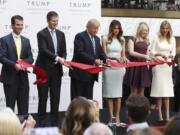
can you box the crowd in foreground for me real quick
[0,96,179,135]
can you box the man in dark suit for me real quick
[0,15,34,115]
[35,11,67,126]
[69,19,107,100]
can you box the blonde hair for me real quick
[86,19,100,28]
[61,97,99,135]
[0,107,22,135]
[158,20,173,44]
[136,22,149,44]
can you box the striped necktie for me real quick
[51,30,57,55]
[90,36,96,55]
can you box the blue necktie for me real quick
[51,30,57,55]
[91,36,96,55]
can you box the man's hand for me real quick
[22,115,36,134]
[94,59,103,66]
[24,115,36,129]
[55,56,65,65]
[15,64,26,71]
[58,57,65,65]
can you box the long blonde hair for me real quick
[61,97,99,135]
[0,107,22,135]
[158,20,173,44]
[136,22,149,44]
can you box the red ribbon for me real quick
[16,60,174,84]
[65,61,107,74]
[107,60,174,68]
[66,60,174,74]
[17,60,47,85]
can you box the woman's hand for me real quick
[122,57,129,63]
[155,55,166,61]
[145,55,152,61]
[116,57,126,63]
[168,54,174,60]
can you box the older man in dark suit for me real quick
[35,11,67,126]
[0,15,34,115]
[69,19,107,100]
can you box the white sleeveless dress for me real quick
[102,38,126,98]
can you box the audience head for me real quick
[61,97,99,135]
[174,53,180,65]
[83,123,113,135]
[128,128,163,135]
[159,20,172,39]
[86,19,100,37]
[0,107,22,135]
[136,22,149,41]
[11,15,24,35]
[164,115,180,135]
[47,11,59,30]
[126,95,150,123]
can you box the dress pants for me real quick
[71,78,95,100]
[37,67,61,127]
[3,73,29,115]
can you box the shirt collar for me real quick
[48,27,56,33]
[12,32,21,39]
[127,122,149,132]
[87,30,93,39]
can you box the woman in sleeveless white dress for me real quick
[150,21,176,121]
[102,20,127,125]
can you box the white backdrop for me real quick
[0,0,102,113]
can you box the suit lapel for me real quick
[9,33,18,59]
[20,36,25,59]
[56,30,61,54]
[45,28,55,53]
[84,31,95,56]
[94,37,99,57]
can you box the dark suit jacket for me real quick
[0,33,34,84]
[35,27,67,76]
[69,30,107,81]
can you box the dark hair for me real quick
[47,11,58,21]
[11,15,23,25]
[174,53,180,63]
[108,19,124,44]
[126,95,150,123]
[164,115,180,135]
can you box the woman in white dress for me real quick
[102,20,127,124]
[150,21,176,121]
